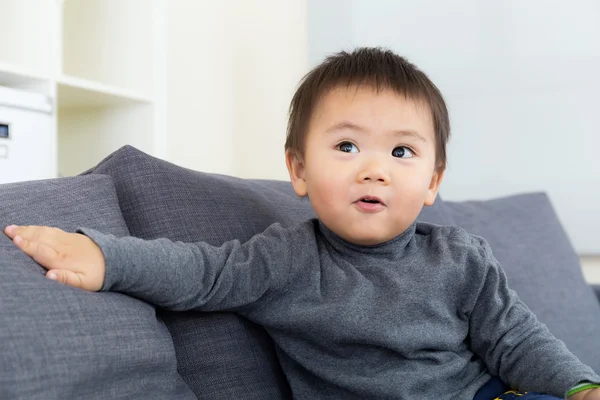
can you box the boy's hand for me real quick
[3,225,106,291]
[569,388,600,400]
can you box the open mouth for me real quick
[357,196,384,206]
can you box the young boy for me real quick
[4,48,600,400]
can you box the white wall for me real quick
[166,0,308,179]
[166,1,235,175]
[307,0,600,256]
[582,257,600,284]
[230,1,309,180]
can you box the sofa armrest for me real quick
[592,285,600,303]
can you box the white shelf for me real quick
[0,0,165,181]
[61,0,154,98]
[0,61,50,88]
[57,74,153,108]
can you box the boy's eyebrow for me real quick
[325,121,427,143]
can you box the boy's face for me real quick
[287,85,443,245]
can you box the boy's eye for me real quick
[392,146,414,158]
[337,142,359,153]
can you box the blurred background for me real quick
[0,0,598,281]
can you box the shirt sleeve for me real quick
[76,223,299,313]
[463,236,600,398]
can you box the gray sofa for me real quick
[1,145,599,400]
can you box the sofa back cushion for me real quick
[85,146,453,399]
[0,175,196,400]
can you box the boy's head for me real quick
[285,47,450,245]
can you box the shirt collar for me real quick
[316,219,418,261]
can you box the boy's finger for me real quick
[46,269,84,289]
[13,234,36,255]
[3,225,19,238]
[13,236,60,268]
[30,242,60,270]
[13,235,33,253]
[22,225,58,243]
[5,225,42,241]
[6,225,61,247]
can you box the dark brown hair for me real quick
[285,47,450,172]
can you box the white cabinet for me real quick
[0,0,166,180]
[0,87,55,183]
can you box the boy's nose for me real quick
[356,161,391,185]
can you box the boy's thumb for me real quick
[46,269,84,289]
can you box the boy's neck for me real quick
[316,219,418,261]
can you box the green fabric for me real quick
[566,381,600,397]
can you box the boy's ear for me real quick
[286,150,308,197]
[424,168,445,206]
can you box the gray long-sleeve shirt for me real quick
[80,220,600,399]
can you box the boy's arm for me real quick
[464,237,600,398]
[4,223,301,312]
[78,223,299,312]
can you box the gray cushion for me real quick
[417,195,455,226]
[0,175,196,400]
[84,146,454,399]
[443,193,600,372]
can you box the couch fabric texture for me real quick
[0,175,196,400]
